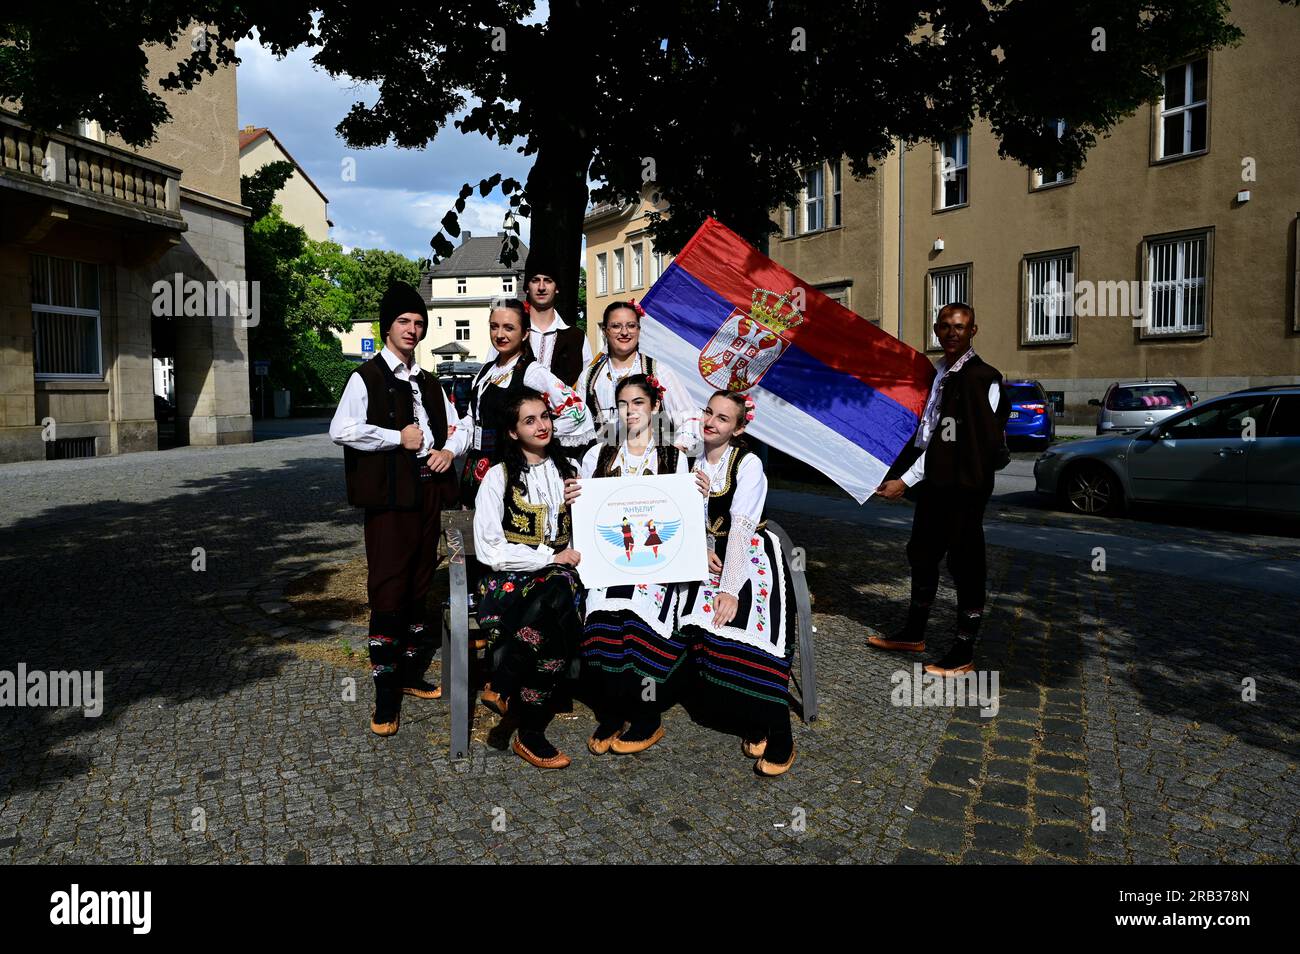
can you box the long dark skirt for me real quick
[479,564,584,708]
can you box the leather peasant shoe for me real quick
[402,680,443,700]
[370,711,400,737]
[866,633,926,653]
[755,743,797,777]
[512,736,572,770]
[587,729,623,756]
[609,725,665,755]
[480,684,508,716]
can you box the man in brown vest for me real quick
[329,281,470,736]
[485,251,592,386]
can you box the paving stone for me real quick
[1,434,1295,865]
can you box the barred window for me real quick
[927,265,970,349]
[1146,232,1209,335]
[32,254,102,378]
[1024,251,1075,342]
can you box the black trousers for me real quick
[906,484,989,612]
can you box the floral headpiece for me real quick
[627,298,645,317]
[645,373,666,399]
[742,394,756,422]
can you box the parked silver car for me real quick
[1035,386,1300,516]
[1090,380,1196,435]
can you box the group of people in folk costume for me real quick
[330,254,798,776]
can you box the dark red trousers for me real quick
[363,473,442,716]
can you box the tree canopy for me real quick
[3,1,1257,319]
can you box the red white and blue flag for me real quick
[638,217,935,503]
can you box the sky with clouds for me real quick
[235,32,535,261]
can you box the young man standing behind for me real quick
[330,281,471,735]
[485,252,592,387]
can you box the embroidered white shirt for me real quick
[329,347,470,457]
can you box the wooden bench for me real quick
[437,510,818,760]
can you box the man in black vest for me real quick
[485,252,592,386]
[329,281,470,735]
[869,303,1009,675]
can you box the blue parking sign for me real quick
[361,338,375,354]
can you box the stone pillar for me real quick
[0,244,43,463]
[148,194,253,447]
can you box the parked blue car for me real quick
[1003,379,1055,449]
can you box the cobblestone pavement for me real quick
[0,434,1296,864]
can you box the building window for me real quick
[502,276,514,294]
[1032,120,1074,189]
[803,166,825,232]
[785,204,797,237]
[455,319,471,342]
[31,254,102,378]
[596,253,608,295]
[927,264,970,349]
[456,277,467,294]
[1024,250,1076,343]
[652,251,665,282]
[613,248,625,292]
[631,242,644,288]
[829,160,842,227]
[938,131,969,209]
[1158,58,1208,160]
[1144,230,1210,336]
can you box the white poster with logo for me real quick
[570,473,708,589]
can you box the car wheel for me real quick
[1063,463,1123,517]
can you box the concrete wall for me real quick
[239,135,330,241]
[108,37,242,206]
[769,156,895,329]
[143,193,253,445]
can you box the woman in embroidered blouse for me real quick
[575,300,701,456]
[473,389,586,770]
[677,391,798,776]
[458,298,594,502]
[564,374,688,756]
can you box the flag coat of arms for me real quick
[637,217,935,503]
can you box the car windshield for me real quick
[1005,385,1043,403]
[1106,384,1190,411]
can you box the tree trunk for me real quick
[523,134,594,328]
[519,0,597,329]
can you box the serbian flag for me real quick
[638,217,935,503]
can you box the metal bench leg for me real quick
[446,530,471,760]
[767,520,818,723]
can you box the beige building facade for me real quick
[415,232,526,368]
[771,0,1300,423]
[584,196,675,355]
[238,126,331,241]
[0,36,252,462]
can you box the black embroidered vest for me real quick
[584,352,657,423]
[343,355,452,510]
[500,468,572,549]
[704,445,766,538]
[593,440,679,478]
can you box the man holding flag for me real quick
[869,303,1009,676]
